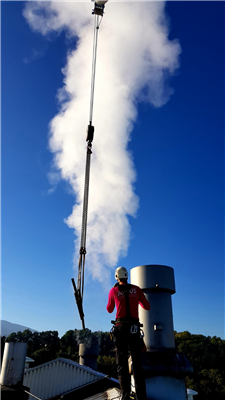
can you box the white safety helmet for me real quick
[115,267,128,280]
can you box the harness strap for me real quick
[113,282,132,319]
[123,284,131,319]
[113,283,143,326]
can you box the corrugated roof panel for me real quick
[23,358,106,400]
[85,387,121,400]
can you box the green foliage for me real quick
[175,331,225,400]
[5,330,60,367]
[97,355,117,378]
[99,332,115,356]
[198,369,225,398]
[57,329,79,362]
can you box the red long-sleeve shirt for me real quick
[106,283,150,320]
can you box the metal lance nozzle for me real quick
[71,278,85,329]
[93,1,108,16]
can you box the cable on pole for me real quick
[89,14,101,124]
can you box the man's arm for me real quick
[106,288,115,313]
[138,287,150,310]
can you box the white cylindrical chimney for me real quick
[130,265,192,400]
[1,342,27,386]
[131,265,175,351]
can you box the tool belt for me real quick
[110,319,146,352]
[110,318,144,338]
[109,284,144,340]
[116,317,142,325]
[111,317,143,327]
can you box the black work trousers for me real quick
[114,324,147,400]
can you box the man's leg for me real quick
[115,327,131,400]
[129,332,147,400]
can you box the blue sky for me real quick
[1,1,224,339]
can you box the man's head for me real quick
[115,267,128,284]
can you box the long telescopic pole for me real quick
[72,4,105,329]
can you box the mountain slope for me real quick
[1,320,38,337]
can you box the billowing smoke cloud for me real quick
[23,1,181,283]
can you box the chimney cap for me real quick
[130,264,176,294]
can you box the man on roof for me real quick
[106,266,150,400]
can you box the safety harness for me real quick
[110,283,144,338]
[118,283,132,320]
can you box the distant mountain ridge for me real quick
[1,320,38,337]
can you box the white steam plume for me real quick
[23,1,181,283]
